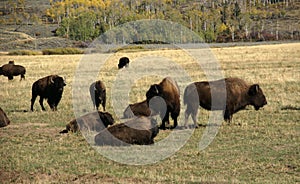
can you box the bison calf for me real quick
[146,77,180,129]
[184,77,267,127]
[89,80,106,111]
[118,57,130,69]
[0,108,10,128]
[0,61,26,80]
[94,117,159,146]
[31,75,66,111]
[60,111,115,133]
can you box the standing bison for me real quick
[146,77,180,129]
[184,77,267,127]
[118,57,130,69]
[60,111,115,133]
[31,75,66,111]
[0,61,26,80]
[89,80,106,111]
[0,108,10,128]
[94,117,159,146]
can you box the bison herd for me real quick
[0,58,268,147]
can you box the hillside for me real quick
[0,0,299,51]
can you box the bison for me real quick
[31,75,66,111]
[146,77,180,129]
[60,111,115,133]
[0,108,10,128]
[0,61,26,80]
[89,80,106,111]
[184,77,267,127]
[123,100,151,118]
[118,57,130,69]
[94,116,159,146]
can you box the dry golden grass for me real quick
[0,43,299,183]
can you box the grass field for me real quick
[0,43,299,183]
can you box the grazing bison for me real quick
[0,108,10,128]
[60,111,115,133]
[0,61,26,80]
[146,77,180,129]
[89,80,106,111]
[118,57,130,69]
[94,117,159,146]
[31,75,66,111]
[184,77,267,127]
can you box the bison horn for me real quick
[50,76,54,83]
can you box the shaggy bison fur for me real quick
[60,111,115,133]
[146,77,180,129]
[31,75,66,111]
[94,117,159,146]
[0,61,26,80]
[0,108,10,128]
[89,80,106,111]
[184,77,267,127]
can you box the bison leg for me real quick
[171,112,179,129]
[20,74,25,81]
[184,104,199,128]
[102,99,106,111]
[8,75,13,80]
[223,109,233,124]
[31,95,37,111]
[39,97,46,111]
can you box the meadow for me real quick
[0,43,299,183]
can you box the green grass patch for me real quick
[8,50,41,55]
[42,47,84,55]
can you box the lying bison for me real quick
[0,108,10,128]
[123,100,151,118]
[31,75,66,111]
[94,117,159,146]
[60,111,114,133]
[146,77,180,129]
[118,57,130,69]
[184,77,267,127]
[89,80,106,111]
[0,61,26,80]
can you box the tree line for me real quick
[1,0,299,43]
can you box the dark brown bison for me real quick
[94,117,159,146]
[0,61,26,80]
[0,108,10,128]
[146,77,180,129]
[184,77,267,127]
[31,75,66,111]
[118,57,130,69]
[89,80,106,111]
[123,100,151,118]
[60,111,115,133]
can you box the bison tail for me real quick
[183,86,189,105]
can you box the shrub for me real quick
[42,48,84,55]
[8,50,41,55]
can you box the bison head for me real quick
[94,86,105,102]
[50,75,66,91]
[146,84,162,102]
[99,112,115,127]
[248,84,267,110]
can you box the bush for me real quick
[42,48,84,55]
[8,50,41,55]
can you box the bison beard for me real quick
[60,111,115,133]
[31,75,66,111]
[0,108,10,128]
[146,77,180,129]
[184,77,267,127]
[94,117,159,146]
